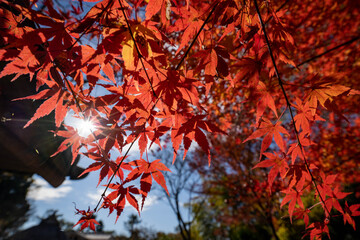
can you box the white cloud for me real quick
[86,188,105,205]
[28,178,72,202]
[129,194,158,212]
[141,195,158,211]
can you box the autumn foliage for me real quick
[1,0,360,238]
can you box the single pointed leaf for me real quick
[24,90,61,128]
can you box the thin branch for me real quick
[175,1,219,70]
[94,97,161,211]
[253,0,331,216]
[118,0,157,98]
[264,0,290,26]
[67,0,114,50]
[297,35,360,67]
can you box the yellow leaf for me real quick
[122,39,135,70]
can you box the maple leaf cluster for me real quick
[0,0,359,238]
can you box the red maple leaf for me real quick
[253,152,288,190]
[80,152,131,186]
[126,159,171,197]
[281,188,305,222]
[73,207,99,231]
[174,114,227,165]
[244,118,289,158]
[305,221,330,240]
[343,201,360,230]
[106,183,142,218]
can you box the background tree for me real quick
[0,171,33,239]
[125,214,142,240]
[190,129,281,239]
[152,145,200,240]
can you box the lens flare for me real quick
[76,119,96,138]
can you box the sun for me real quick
[75,119,97,138]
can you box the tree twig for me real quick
[118,0,157,98]
[297,35,360,67]
[253,0,331,217]
[175,1,219,70]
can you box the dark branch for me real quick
[297,35,360,67]
[253,0,331,216]
[118,0,157,98]
[94,97,161,211]
[175,1,219,70]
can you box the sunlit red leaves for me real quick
[281,188,304,222]
[0,8,30,42]
[23,90,62,128]
[170,3,208,55]
[304,75,359,116]
[106,183,141,219]
[253,152,288,190]
[80,151,131,186]
[305,221,330,240]
[244,118,289,158]
[231,57,262,88]
[314,172,355,219]
[131,120,166,158]
[280,164,316,222]
[12,79,68,128]
[154,70,200,110]
[121,23,163,71]
[52,125,94,164]
[343,202,360,230]
[126,159,171,196]
[285,163,314,190]
[293,207,311,227]
[255,81,278,124]
[317,172,337,199]
[1,0,360,236]
[287,131,314,164]
[0,46,43,81]
[145,0,171,24]
[174,114,227,165]
[73,207,99,231]
[188,46,229,78]
[322,185,350,218]
[192,49,217,76]
[265,21,296,70]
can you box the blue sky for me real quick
[21,99,197,236]
[25,154,189,236]
[24,117,193,235]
